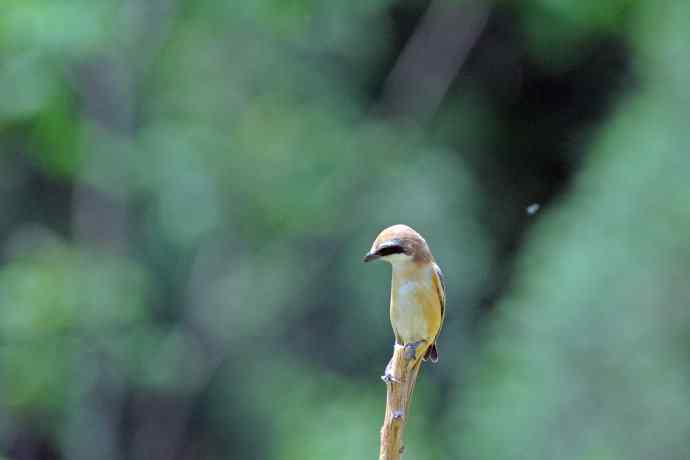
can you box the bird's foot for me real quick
[403,340,425,361]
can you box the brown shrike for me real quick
[364,224,446,381]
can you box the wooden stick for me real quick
[379,344,426,460]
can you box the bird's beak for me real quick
[363,251,379,263]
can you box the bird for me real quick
[363,224,445,382]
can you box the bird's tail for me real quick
[423,343,439,363]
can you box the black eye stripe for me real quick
[377,244,405,256]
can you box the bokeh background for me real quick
[1,0,689,459]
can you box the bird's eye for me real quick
[377,244,405,257]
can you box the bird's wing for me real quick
[432,262,446,321]
[425,262,446,363]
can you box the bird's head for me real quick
[363,224,432,265]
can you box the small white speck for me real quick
[527,203,540,215]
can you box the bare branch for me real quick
[379,344,427,460]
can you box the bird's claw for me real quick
[404,345,415,360]
[404,341,424,360]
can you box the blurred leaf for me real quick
[0,53,56,121]
[0,1,116,57]
[30,87,82,177]
[517,0,634,68]
[0,242,153,413]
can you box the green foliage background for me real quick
[1,1,689,459]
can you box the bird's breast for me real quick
[390,275,440,344]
